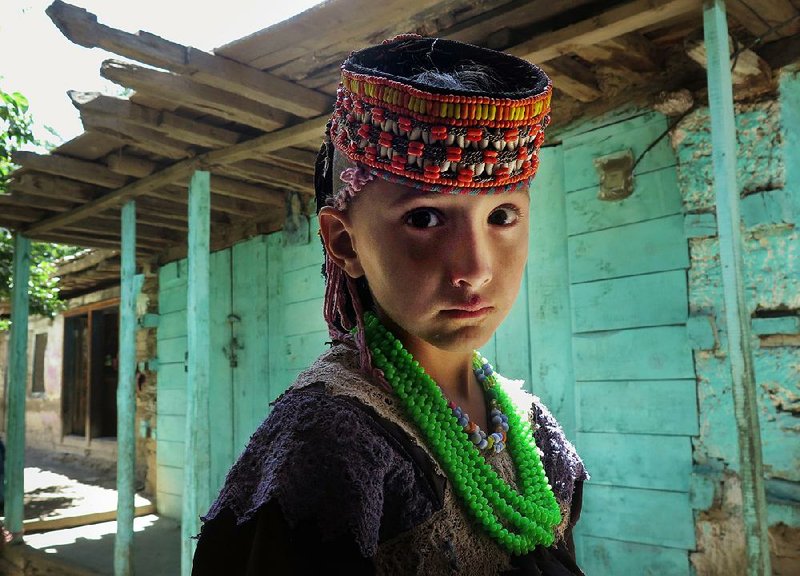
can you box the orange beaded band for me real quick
[329,36,552,192]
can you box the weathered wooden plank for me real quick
[577,432,692,491]
[101,60,292,133]
[580,484,695,549]
[493,274,531,384]
[233,237,272,452]
[566,167,682,235]
[158,465,184,496]
[280,228,326,274]
[156,362,186,392]
[568,215,689,283]
[539,59,602,103]
[267,232,285,409]
[527,146,575,434]
[25,115,328,236]
[704,3,772,572]
[115,201,139,575]
[571,270,688,333]
[726,0,799,41]
[281,264,326,304]
[156,492,182,520]
[81,114,194,160]
[47,1,333,117]
[5,234,30,540]
[224,160,314,193]
[283,298,327,337]
[158,284,188,314]
[285,331,329,371]
[572,325,694,381]
[156,414,186,442]
[578,535,691,576]
[12,150,129,188]
[158,310,188,340]
[577,379,699,435]
[209,175,284,207]
[159,260,186,289]
[208,248,234,500]
[562,112,675,193]
[508,0,702,63]
[183,171,212,575]
[156,389,187,417]
[156,439,185,468]
[10,172,98,203]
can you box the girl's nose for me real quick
[448,224,492,289]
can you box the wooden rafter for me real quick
[46,0,334,118]
[12,150,129,188]
[506,0,702,63]
[100,60,294,133]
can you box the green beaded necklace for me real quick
[363,312,561,555]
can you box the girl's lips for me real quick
[441,306,493,319]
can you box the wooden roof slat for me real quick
[576,34,662,72]
[10,173,98,203]
[725,0,800,42]
[216,0,445,69]
[81,114,195,160]
[56,249,118,275]
[209,175,285,206]
[106,154,158,178]
[47,0,334,118]
[224,160,314,192]
[12,150,130,189]
[70,92,243,149]
[539,58,602,102]
[1,193,78,212]
[158,186,263,219]
[443,0,596,45]
[100,60,294,133]
[506,0,702,63]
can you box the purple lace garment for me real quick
[200,345,588,560]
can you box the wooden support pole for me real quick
[114,200,142,575]
[703,2,772,574]
[181,170,211,576]
[4,233,31,542]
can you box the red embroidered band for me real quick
[328,36,552,194]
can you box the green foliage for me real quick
[1,83,81,329]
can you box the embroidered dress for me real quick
[192,341,588,575]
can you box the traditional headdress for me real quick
[315,35,552,368]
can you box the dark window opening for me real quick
[32,333,48,395]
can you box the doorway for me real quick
[62,301,119,441]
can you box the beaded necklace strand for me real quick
[363,312,561,554]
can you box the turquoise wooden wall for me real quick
[156,232,327,519]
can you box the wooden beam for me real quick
[115,201,140,575]
[210,175,284,206]
[81,114,195,160]
[71,92,242,149]
[24,114,327,236]
[5,234,31,541]
[10,172,98,202]
[47,0,333,118]
[703,2,771,574]
[101,60,294,133]
[507,0,702,63]
[182,171,211,576]
[55,248,118,276]
[106,154,158,178]
[223,160,314,191]
[726,0,799,42]
[12,150,129,188]
[1,192,78,212]
[539,58,603,102]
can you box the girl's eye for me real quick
[405,209,442,229]
[488,206,520,226]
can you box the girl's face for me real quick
[340,177,530,355]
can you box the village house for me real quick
[0,1,797,574]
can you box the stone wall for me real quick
[671,68,800,575]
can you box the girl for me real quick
[193,34,587,575]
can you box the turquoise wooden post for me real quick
[115,201,142,575]
[182,170,211,576]
[4,233,31,542]
[703,1,771,574]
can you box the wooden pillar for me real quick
[181,170,211,576]
[703,2,772,574]
[4,233,31,542]
[115,200,142,575]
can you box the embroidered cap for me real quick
[328,34,552,194]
